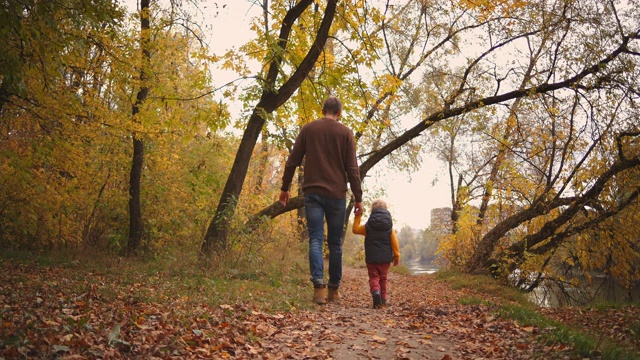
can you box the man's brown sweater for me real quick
[281,117,362,202]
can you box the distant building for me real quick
[430,207,452,237]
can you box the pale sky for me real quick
[367,162,451,229]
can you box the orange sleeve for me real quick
[352,214,366,235]
[391,229,400,261]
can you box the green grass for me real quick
[500,304,640,359]
[499,304,594,355]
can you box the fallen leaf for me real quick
[372,335,387,343]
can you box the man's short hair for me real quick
[323,96,342,115]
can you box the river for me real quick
[406,260,439,275]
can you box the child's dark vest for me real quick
[364,209,393,264]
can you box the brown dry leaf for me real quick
[371,335,387,343]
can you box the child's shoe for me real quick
[372,290,382,308]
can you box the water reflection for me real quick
[522,272,640,308]
[407,260,439,275]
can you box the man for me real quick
[279,96,363,305]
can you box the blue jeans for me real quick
[304,193,347,288]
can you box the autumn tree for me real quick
[121,0,233,254]
[247,0,478,226]
[0,0,126,248]
[421,1,640,285]
[126,0,151,254]
[200,0,339,256]
[0,0,122,113]
[0,0,228,251]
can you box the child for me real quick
[352,199,400,308]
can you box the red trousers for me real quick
[366,262,391,300]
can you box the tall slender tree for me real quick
[127,0,151,254]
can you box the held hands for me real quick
[354,202,363,216]
[278,191,290,206]
[393,258,399,266]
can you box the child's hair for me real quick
[371,199,388,211]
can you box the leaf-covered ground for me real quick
[1,260,638,359]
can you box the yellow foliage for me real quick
[0,3,231,252]
[379,74,403,94]
[436,206,481,269]
[455,0,530,20]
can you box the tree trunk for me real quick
[201,0,337,257]
[296,166,307,241]
[0,81,10,115]
[254,130,269,193]
[127,0,151,254]
[128,136,144,253]
[450,172,462,235]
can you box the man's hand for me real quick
[278,190,290,206]
[354,202,363,216]
[393,258,399,266]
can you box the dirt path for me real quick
[255,266,557,359]
[308,267,458,359]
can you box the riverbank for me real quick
[409,260,640,309]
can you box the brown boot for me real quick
[328,287,341,303]
[312,285,327,305]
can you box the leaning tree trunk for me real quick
[127,0,151,255]
[464,151,640,274]
[201,0,338,257]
